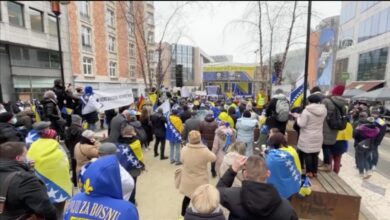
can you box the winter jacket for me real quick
[109,113,128,142]
[150,112,166,138]
[0,122,24,144]
[322,96,347,145]
[180,110,192,123]
[16,110,34,131]
[0,160,57,220]
[64,156,139,220]
[179,143,216,198]
[41,97,61,123]
[199,115,219,150]
[52,85,66,109]
[297,103,327,153]
[129,120,147,144]
[265,95,289,134]
[236,117,258,144]
[217,168,298,220]
[185,207,226,220]
[183,117,201,142]
[219,152,244,187]
[212,126,236,177]
[353,122,380,147]
[140,117,153,142]
[74,139,100,175]
[374,118,387,147]
[64,124,84,158]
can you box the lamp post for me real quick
[50,1,69,84]
[302,1,312,108]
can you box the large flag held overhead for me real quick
[289,72,305,108]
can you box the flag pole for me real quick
[302,1,312,108]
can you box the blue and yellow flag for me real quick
[61,107,73,115]
[290,84,304,108]
[27,138,72,203]
[166,115,183,143]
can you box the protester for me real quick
[199,111,219,177]
[64,155,139,220]
[73,86,84,116]
[265,132,301,199]
[265,89,289,135]
[180,105,192,123]
[228,106,238,127]
[140,108,153,149]
[118,125,144,204]
[74,130,100,175]
[81,86,100,131]
[105,108,117,135]
[41,90,66,139]
[0,142,57,220]
[218,111,234,128]
[128,110,148,151]
[212,122,236,177]
[293,94,327,178]
[320,85,347,172]
[0,112,24,144]
[310,86,326,101]
[52,79,67,110]
[150,108,168,159]
[109,107,130,143]
[331,121,353,174]
[166,108,184,165]
[27,128,72,219]
[64,114,84,186]
[371,109,387,170]
[179,131,216,217]
[183,111,201,143]
[236,110,258,156]
[217,155,298,220]
[219,141,246,187]
[184,184,226,220]
[353,116,379,179]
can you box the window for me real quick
[49,52,60,68]
[358,8,390,43]
[357,48,388,81]
[48,15,57,36]
[128,22,135,36]
[9,46,60,69]
[148,50,154,62]
[147,12,154,25]
[340,2,356,24]
[83,57,93,75]
[130,65,136,77]
[108,36,116,52]
[81,26,92,48]
[8,1,24,27]
[29,8,43,32]
[79,1,89,18]
[360,1,378,13]
[107,9,115,27]
[148,32,154,43]
[129,43,135,57]
[335,58,349,84]
[109,62,117,77]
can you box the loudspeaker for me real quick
[175,64,183,87]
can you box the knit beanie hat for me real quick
[0,112,13,123]
[82,130,95,140]
[71,114,82,126]
[331,85,345,96]
[308,94,322,104]
[188,130,201,144]
[41,129,57,139]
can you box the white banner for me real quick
[156,100,170,114]
[94,89,134,111]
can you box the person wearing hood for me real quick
[184,184,226,220]
[179,131,216,218]
[218,111,235,128]
[292,94,327,178]
[0,112,24,144]
[219,141,246,187]
[81,86,101,131]
[212,122,236,178]
[217,155,298,220]
[320,85,347,172]
[183,111,201,143]
[236,110,258,156]
[200,111,219,177]
[265,89,289,135]
[353,116,380,179]
[0,142,57,220]
[41,90,66,139]
[64,155,139,220]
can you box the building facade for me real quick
[336,1,390,89]
[0,1,71,102]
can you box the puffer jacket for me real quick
[297,103,327,153]
[322,96,347,145]
[353,122,380,145]
[41,98,61,123]
[199,115,218,150]
[64,124,84,158]
[0,122,24,144]
[236,117,258,143]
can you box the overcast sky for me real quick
[154,1,341,63]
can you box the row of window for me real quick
[9,46,60,69]
[82,57,137,78]
[358,7,390,43]
[4,1,58,35]
[340,1,381,25]
[78,1,115,28]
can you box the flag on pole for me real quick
[289,72,305,108]
[137,95,145,111]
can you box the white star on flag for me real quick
[55,194,67,203]
[47,187,58,199]
[289,166,294,172]
[127,154,135,162]
[122,147,129,155]
[279,153,288,159]
[292,170,297,176]
[285,160,293,167]
[294,175,300,181]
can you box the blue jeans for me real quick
[357,150,371,174]
[170,141,181,163]
[369,145,379,167]
[245,142,253,157]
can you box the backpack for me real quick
[275,98,290,122]
[326,98,347,130]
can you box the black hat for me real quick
[0,112,13,123]
[33,121,51,131]
[308,94,321,104]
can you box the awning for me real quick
[352,87,390,101]
[342,89,365,98]
[346,80,385,92]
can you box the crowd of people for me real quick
[0,81,388,220]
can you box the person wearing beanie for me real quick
[292,94,327,178]
[200,112,219,177]
[0,112,24,144]
[310,86,326,101]
[64,114,85,186]
[74,130,100,175]
[319,85,347,172]
[179,131,216,217]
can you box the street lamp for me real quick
[50,1,69,84]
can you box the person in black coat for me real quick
[180,105,192,123]
[265,90,289,135]
[217,155,298,220]
[0,142,57,219]
[41,90,65,139]
[150,108,168,159]
[52,79,67,110]
[0,112,24,144]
